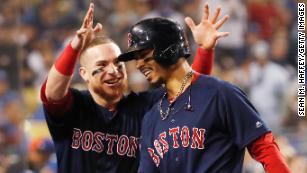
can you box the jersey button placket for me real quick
[169,108,175,123]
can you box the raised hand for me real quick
[185,3,229,50]
[71,3,103,51]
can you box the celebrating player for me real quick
[118,4,291,173]
[40,3,229,173]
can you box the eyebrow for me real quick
[95,60,108,66]
[95,59,121,66]
[136,49,152,59]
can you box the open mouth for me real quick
[104,78,122,86]
[141,68,152,79]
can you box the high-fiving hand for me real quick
[185,3,229,50]
[71,3,103,51]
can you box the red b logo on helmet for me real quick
[127,33,132,47]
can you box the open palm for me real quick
[185,3,229,50]
[71,3,103,51]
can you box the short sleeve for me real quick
[41,89,78,126]
[220,83,270,149]
[42,88,82,142]
[40,81,74,124]
[138,115,159,173]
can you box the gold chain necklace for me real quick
[159,71,193,120]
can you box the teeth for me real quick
[143,70,151,77]
[106,79,119,84]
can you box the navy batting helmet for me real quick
[118,17,190,67]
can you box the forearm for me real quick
[247,132,291,173]
[45,43,79,101]
[45,67,72,101]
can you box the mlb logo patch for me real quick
[256,121,262,128]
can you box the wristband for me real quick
[191,48,214,75]
[54,44,79,76]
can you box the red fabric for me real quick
[247,132,291,173]
[54,44,79,76]
[191,48,214,75]
[40,81,73,117]
[247,2,284,40]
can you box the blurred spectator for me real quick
[106,0,139,49]
[289,155,307,173]
[25,137,55,173]
[26,39,54,86]
[0,80,26,173]
[248,40,290,133]
[0,70,19,111]
[0,44,20,89]
[204,0,248,65]
[133,0,154,18]
[142,0,186,27]
[270,31,290,66]
[247,0,287,40]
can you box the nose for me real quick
[135,58,144,70]
[106,64,119,74]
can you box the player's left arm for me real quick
[247,132,291,173]
[220,83,290,172]
[188,3,229,75]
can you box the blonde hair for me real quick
[79,33,116,65]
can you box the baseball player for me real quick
[118,4,291,173]
[40,3,227,173]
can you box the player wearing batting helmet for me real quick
[40,3,227,173]
[119,3,291,173]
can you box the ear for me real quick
[79,66,89,83]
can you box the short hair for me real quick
[79,33,115,66]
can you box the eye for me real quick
[118,62,125,70]
[144,56,154,63]
[114,59,124,69]
[92,68,104,76]
[99,62,107,68]
[114,59,120,66]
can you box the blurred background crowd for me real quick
[0,0,305,172]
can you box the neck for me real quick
[90,90,122,111]
[164,59,192,99]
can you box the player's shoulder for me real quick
[132,88,164,100]
[68,88,94,108]
[121,88,164,104]
[114,89,164,118]
[196,74,233,89]
[70,88,91,100]
[196,74,243,95]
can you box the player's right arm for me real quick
[42,3,102,115]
